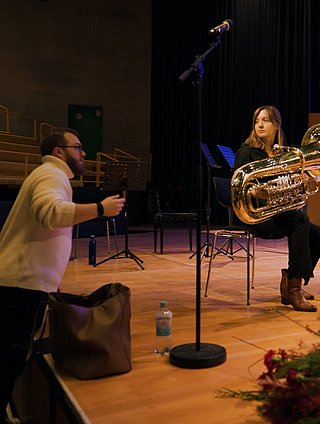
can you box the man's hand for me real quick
[102,194,126,217]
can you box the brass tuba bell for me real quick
[231,124,320,224]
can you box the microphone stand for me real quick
[189,143,221,260]
[189,161,212,261]
[203,162,212,258]
[169,37,227,369]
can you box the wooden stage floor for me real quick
[55,226,320,424]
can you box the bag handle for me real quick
[26,301,49,362]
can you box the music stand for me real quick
[93,160,149,270]
[217,145,236,170]
[190,143,221,260]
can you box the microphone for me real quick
[208,19,233,37]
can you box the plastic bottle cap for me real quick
[160,301,167,307]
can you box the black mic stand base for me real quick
[169,342,226,369]
[93,249,144,270]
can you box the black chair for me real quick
[148,189,197,254]
[204,177,258,305]
[72,186,118,260]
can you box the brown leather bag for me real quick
[48,283,131,379]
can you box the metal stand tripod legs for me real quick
[94,189,144,270]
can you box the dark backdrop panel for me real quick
[0,201,14,232]
[151,0,312,225]
[311,1,320,112]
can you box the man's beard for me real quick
[66,156,86,176]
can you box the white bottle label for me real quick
[156,316,171,336]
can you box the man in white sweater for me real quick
[0,127,125,422]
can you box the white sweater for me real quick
[0,155,76,292]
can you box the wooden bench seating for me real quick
[0,140,40,154]
[0,149,42,165]
[0,132,37,146]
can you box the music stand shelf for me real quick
[104,160,150,192]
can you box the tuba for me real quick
[231,124,320,225]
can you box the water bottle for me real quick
[88,234,96,265]
[154,300,173,355]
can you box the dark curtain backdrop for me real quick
[150,0,315,225]
[311,1,320,111]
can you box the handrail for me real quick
[39,122,54,143]
[0,105,10,133]
[0,107,37,141]
[23,156,30,178]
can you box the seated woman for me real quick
[233,105,320,312]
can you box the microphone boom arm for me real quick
[178,39,221,83]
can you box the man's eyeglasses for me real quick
[59,145,84,152]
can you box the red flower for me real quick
[264,349,276,372]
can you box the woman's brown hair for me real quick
[244,105,285,151]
